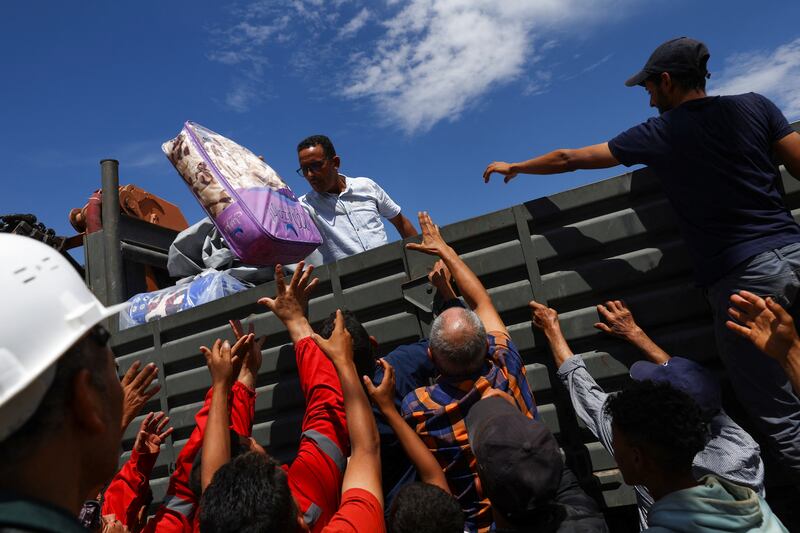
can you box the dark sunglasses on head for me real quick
[296,159,328,176]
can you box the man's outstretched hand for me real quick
[311,309,354,368]
[120,361,160,432]
[405,212,453,258]
[132,411,174,455]
[483,161,518,184]
[429,259,457,301]
[727,290,800,365]
[529,300,560,332]
[229,319,266,389]
[594,300,642,340]
[363,359,396,414]
[200,335,252,389]
[258,262,317,320]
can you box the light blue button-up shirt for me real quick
[300,175,402,265]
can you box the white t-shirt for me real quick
[300,175,402,265]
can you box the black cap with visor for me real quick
[625,37,710,87]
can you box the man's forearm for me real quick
[511,150,575,175]
[201,385,230,492]
[285,317,314,345]
[544,326,574,368]
[438,247,491,313]
[380,406,449,493]
[624,328,670,364]
[336,362,379,455]
[397,216,419,239]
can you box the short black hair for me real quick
[319,309,376,379]
[605,380,709,471]
[389,482,464,533]
[200,451,296,533]
[297,135,336,159]
[647,67,708,91]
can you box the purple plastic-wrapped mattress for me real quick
[163,121,321,266]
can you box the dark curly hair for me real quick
[389,482,465,533]
[199,451,296,533]
[605,380,709,471]
[297,135,337,159]
[318,309,376,379]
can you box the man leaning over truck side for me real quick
[484,36,800,477]
[297,134,418,265]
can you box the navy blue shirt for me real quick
[371,339,435,496]
[608,93,799,285]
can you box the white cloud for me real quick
[583,53,613,73]
[713,37,800,119]
[338,7,370,39]
[341,0,628,133]
[225,80,260,113]
[208,0,632,130]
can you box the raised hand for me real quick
[132,411,174,454]
[363,359,396,413]
[101,515,130,533]
[594,300,641,339]
[257,262,318,323]
[229,319,266,388]
[200,336,251,389]
[529,300,560,332]
[120,361,160,432]
[311,309,354,368]
[428,259,457,300]
[483,161,518,184]
[405,212,452,258]
[727,290,799,364]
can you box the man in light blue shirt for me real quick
[529,299,765,531]
[296,135,417,265]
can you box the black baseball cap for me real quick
[625,37,710,87]
[629,356,721,418]
[465,396,562,524]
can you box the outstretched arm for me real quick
[364,359,450,493]
[199,335,251,492]
[483,143,619,184]
[594,300,670,364]
[727,290,800,394]
[406,211,506,335]
[312,311,383,506]
[529,300,574,368]
[389,213,419,239]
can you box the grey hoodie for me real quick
[646,475,787,532]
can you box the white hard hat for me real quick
[0,234,129,441]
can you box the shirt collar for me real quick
[317,174,351,199]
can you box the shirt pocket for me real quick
[346,197,383,231]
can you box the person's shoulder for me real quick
[346,176,381,192]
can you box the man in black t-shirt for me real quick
[483,37,800,476]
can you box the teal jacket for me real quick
[645,475,787,532]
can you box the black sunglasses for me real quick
[296,159,329,176]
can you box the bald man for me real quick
[401,212,538,533]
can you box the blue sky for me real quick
[2,0,800,263]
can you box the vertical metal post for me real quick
[101,159,124,305]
